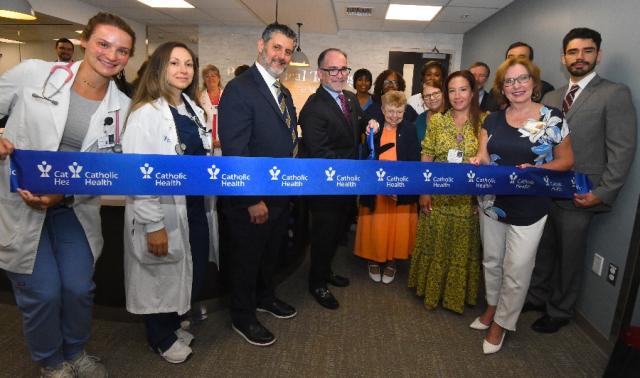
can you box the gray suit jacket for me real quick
[542,74,637,209]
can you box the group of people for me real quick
[0,10,636,377]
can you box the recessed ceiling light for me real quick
[385,4,442,21]
[137,0,194,8]
[0,38,25,44]
[75,30,83,34]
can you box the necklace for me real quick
[81,79,97,89]
[451,112,467,144]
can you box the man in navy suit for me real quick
[218,23,298,346]
[299,48,378,309]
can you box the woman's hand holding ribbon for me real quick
[17,189,63,211]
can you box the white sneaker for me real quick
[175,328,195,346]
[69,351,108,378]
[160,340,192,364]
[40,362,75,378]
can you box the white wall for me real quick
[0,42,84,75]
[198,25,463,103]
[462,0,640,339]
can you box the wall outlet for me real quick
[592,253,604,276]
[606,263,619,286]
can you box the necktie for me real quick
[338,93,350,122]
[562,84,580,115]
[273,81,298,157]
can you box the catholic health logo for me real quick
[423,169,432,182]
[38,161,52,177]
[377,167,409,188]
[269,165,308,187]
[467,170,496,189]
[39,160,118,187]
[208,164,220,180]
[140,163,187,187]
[510,171,534,190]
[209,164,250,187]
[543,175,564,192]
[325,166,359,188]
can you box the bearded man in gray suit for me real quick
[525,27,637,333]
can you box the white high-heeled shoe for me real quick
[469,317,491,330]
[482,331,506,355]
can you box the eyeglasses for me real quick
[503,74,531,87]
[384,109,405,116]
[319,67,352,76]
[383,79,398,86]
[423,91,442,100]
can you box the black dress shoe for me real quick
[232,321,276,346]
[521,302,545,313]
[257,298,297,319]
[310,287,339,310]
[326,273,350,287]
[531,314,570,334]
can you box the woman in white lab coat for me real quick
[122,41,218,364]
[198,64,223,156]
[0,12,135,377]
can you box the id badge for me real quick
[97,134,115,149]
[447,149,463,163]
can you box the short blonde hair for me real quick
[201,64,222,89]
[381,90,407,108]
[492,57,541,106]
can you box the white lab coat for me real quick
[0,59,130,274]
[122,95,219,315]
[198,88,222,156]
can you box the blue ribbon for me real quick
[9,149,590,197]
[366,131,375,160]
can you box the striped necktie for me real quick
[562,84,580,115]
[273,80,298,157]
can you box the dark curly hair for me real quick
[372,69,405,102]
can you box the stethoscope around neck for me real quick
[31,61,75,106]
[31,61,123,153]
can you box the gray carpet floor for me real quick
[0,246,608,377]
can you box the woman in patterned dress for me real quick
[408,70,485,313]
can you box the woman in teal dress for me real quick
[413,79,445,142]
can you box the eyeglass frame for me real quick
[503,74,531,87]
[422,91,442,100]
[319,67,352,76]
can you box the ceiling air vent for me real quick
[345,7,373,16]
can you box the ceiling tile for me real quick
[436,6,500,23]
[425,21,475,34]
[338,17,384,31]
[382,20,429,32]
[449,0,513,7]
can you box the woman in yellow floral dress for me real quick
[408,70,486,313]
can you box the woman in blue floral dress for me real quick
[468,58,574,354]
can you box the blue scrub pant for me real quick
[6,206,95,368]
[144,196,209,353]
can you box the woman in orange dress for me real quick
[354,90,421,284]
